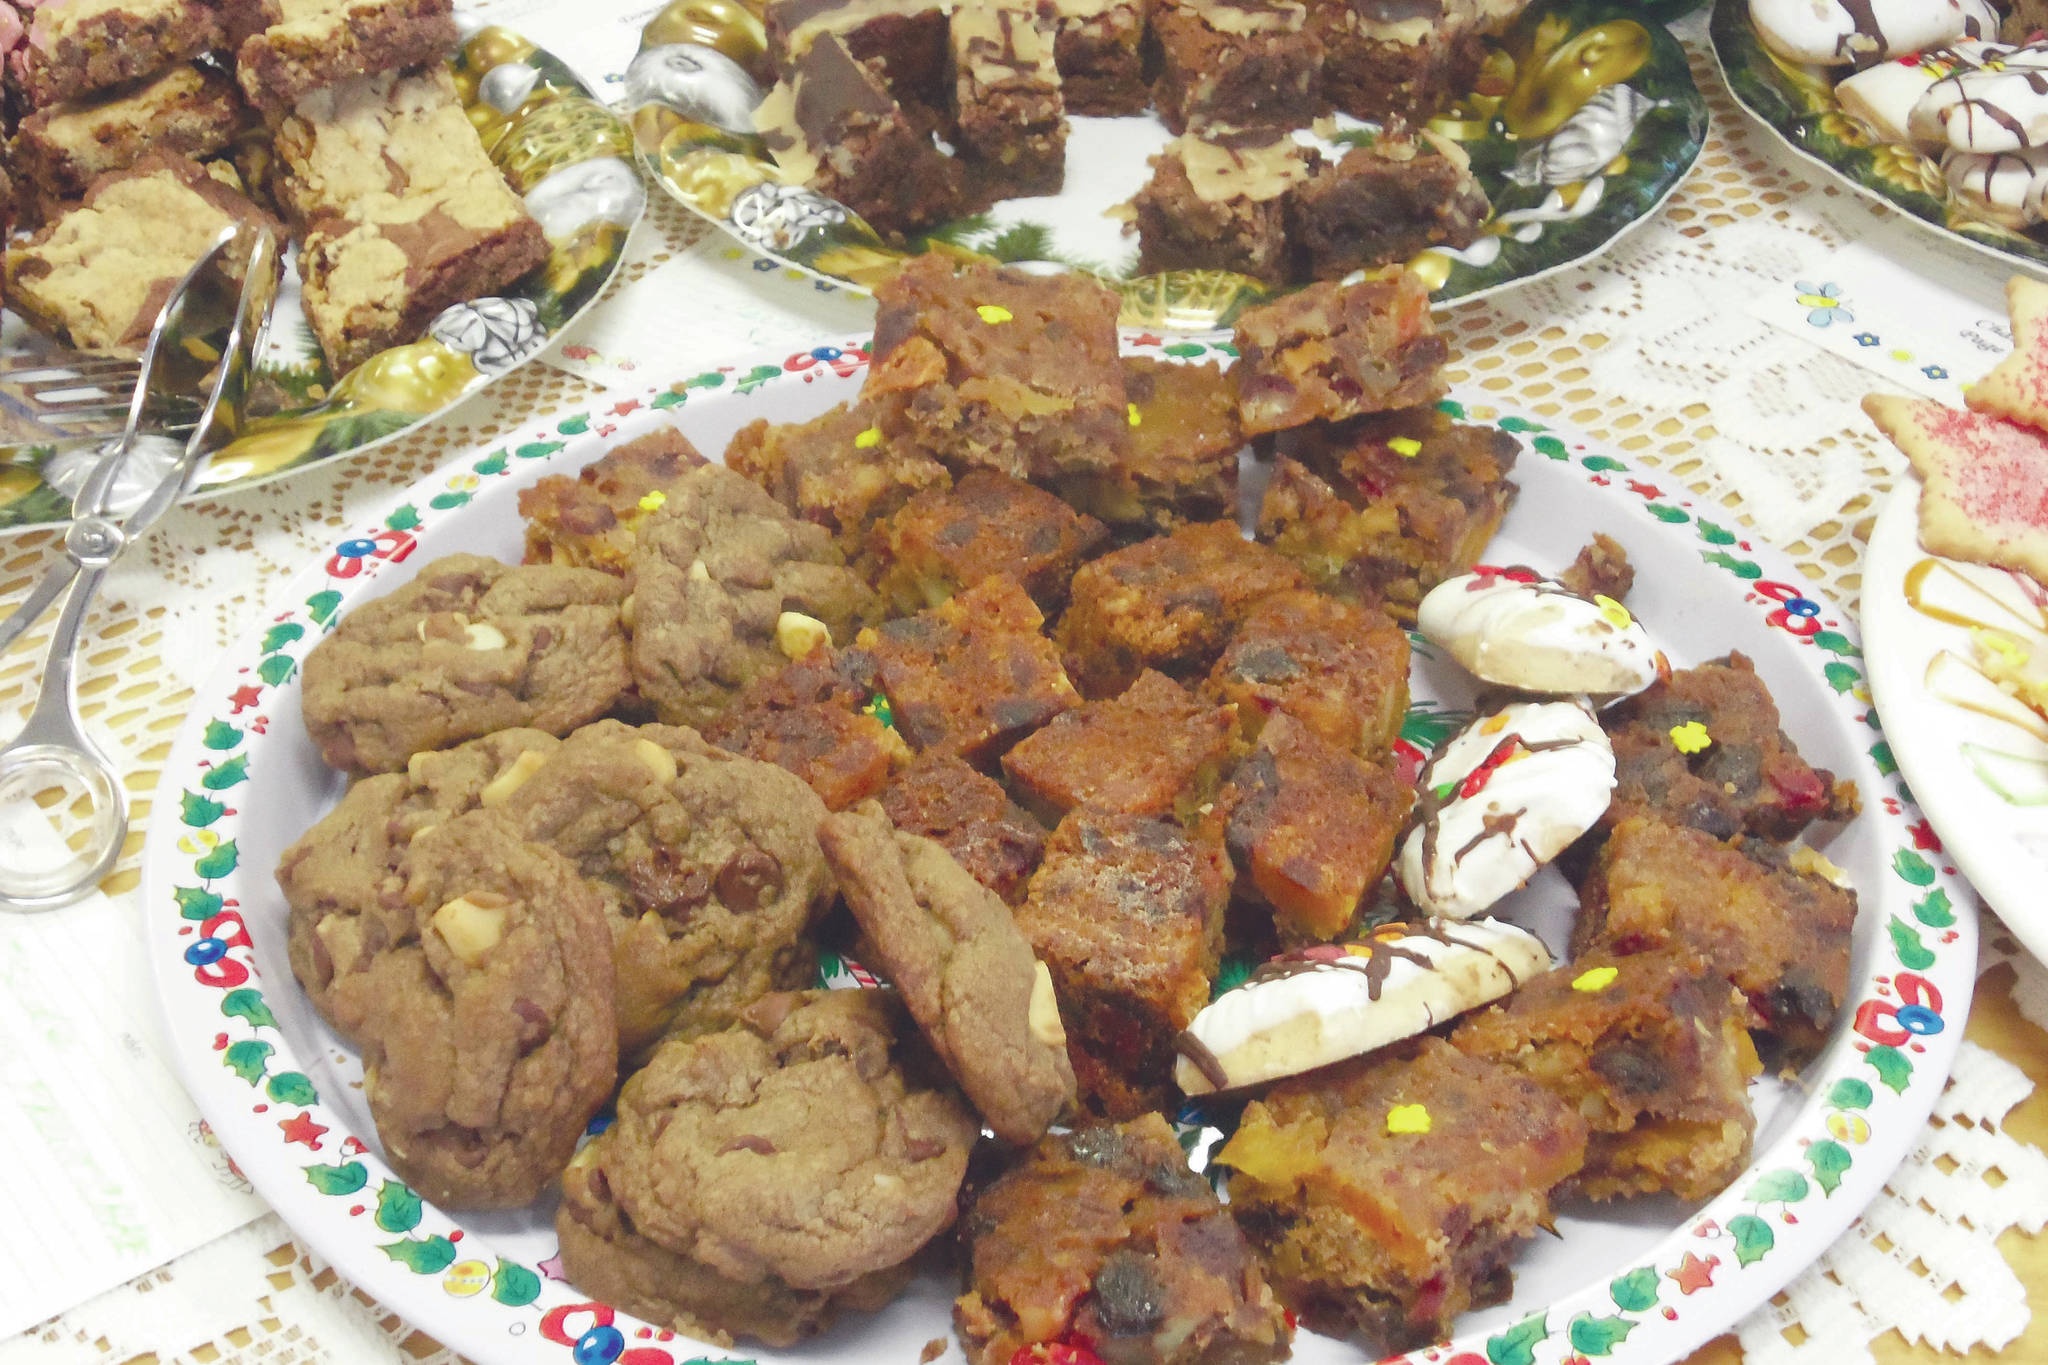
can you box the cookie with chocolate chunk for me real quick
[299,553,628,774]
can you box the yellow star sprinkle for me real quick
[1128,402,1142,427]
[637,490,667,512]
[1594,594,1632,629]
[1572,965,1619,993]
[1385,1103,1431,1135]
[1669,721,1712,754]
[854,425,882,449]
[1480,712,1510,734]
[976,304,1013,324]
[1387,436,1423,458]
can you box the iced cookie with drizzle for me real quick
[1172,918,1551,1095]
[1416,565,1662,697]
[1748,0,1996,68]
[1835,45,1973,143]
[1398,699,1616,920]
[1942,144,2048,227]
[1910,39,2048,154]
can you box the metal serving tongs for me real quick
[0,222,279,911]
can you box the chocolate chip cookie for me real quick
[362,808,617,1210]
[277,728,560,1044]
[818,800,1075,1144]
[300,553,629,774]
[502,719,836,1062]
[556,989,977,1347]
[629,464,878,730]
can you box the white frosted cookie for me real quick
[1942,144,2048,227]
[1837,51,1955,143]
[1172,917,1552,1095]
[1397,698,1616,920]
[1417,566,1661,696]
[1750,0,1996,67]
[1911,40,2048,152]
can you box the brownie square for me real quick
[1149,0,1321,135]
[702,645,909,810]
[955,1114,1292,1365]
[14,63,248,206]
[863,253,1129,481]
[1232,270,1449,435]
[1208,712,1412,940]
[754,33,965,240]
[1314,0,1489,128]
[726,398,952,550]
[865,469,1109,616]
[879,752,1047,902]
[1057,520,1307,697]
[1220,1036,1587,1353]
[1204,588,1409,757]
[763,0,953,114]
[1574,816,1857,1067]
[232,0,458,117]
[857,573,1081,764]
[1287,133,1490,281]
[1002,669,1237,823]
[1045,0,1149,113]
[951,3,1067,198]
[1453,946,1760,1202]
[1057,355,1243,532]
[519,428,709,574]
[1129,130,1310,285]
[11,0,221,109]
[1017,809,1232,1118]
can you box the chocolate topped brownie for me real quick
[1043,0,1147,113]
[1314,0,1498,128]
[1287,132,1490,280]
[763,0,954,113]
[1149,0,1321,135]
[950,3,1066,199]
[1130,129,1312,285]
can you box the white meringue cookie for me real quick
[1417,568,1661,697]
[1910,40,2048,154]
[1749,0,1997,68]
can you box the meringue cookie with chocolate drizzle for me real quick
[1172,918,1550,1095]
[1417,566,1661,697]
[1398,698,1615,921]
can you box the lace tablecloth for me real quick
[7,16,2048,1364]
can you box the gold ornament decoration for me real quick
[658,144,775,215]
[1109,268,1269,330]
[543,223,628,296]
[490,97,634,192]
[1502,19,1651,140]
[463,27,538,72]
[640,0,771,83]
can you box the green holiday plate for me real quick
[0,26,643,534]
[1709,0,2048,274]
[627,0,1707,328]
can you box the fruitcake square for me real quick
[702,645,909,811]
[1056,355,1244,531]
[1287,134,1490,280]
[1001,669,1237,823]
[1452,947,1760,1202]
[1129,131,1308,285]
[955,1113,1293,1365]
[865,469,1109,616]
[1204,588,1410,757]
[1149,0,1321,135]
[879,752,1047,902]
[1219,1036,1587,1354]
[519,427,709,574]
[725,397,951,549]
[1208,713,1413,942]
[1232,271,1449,435]
[1017,808,1232,1118]
[1574,816,1857,1067]
[1600,651,1860,843]
[1057,520,1307,697]
[857,573,1080,764]
[862,253,1129,481]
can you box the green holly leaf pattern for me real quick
[1437,398,1467,419]
[195,839,240,879]
[1828,1078,1873,1110]
[1730,1213,1775,1266]
[1212,954,1254,997]
[1648,504,1691,523]
[1808,1139,1853,1195]
[1871,742,1897,776]
[174,886,223,920]
[260,623,304,653]
[221,989,276,1029]
[1498,415,1547,432]
[1866,1044,1913,1093]
[223,1039,273,1083]
[1823,662,1862,693]
[1582,454,1627,471]
[1892,850,1936,886]
[736,364,781,393]
[304,1161,368,1195]
[1695,519,1737,545]
[375,1180,424,1233]
[1486,1311,1548,1365]
[651,390,688,409]
[385,504,421,531]
[266,1071,318,1105]
[380,1236,456,1274]
[201,755,249,790]
[814,953,844,988]
[1748,1169,1809,1205]
[1163,343,1206,358]
[1568,1313,1636,1356]
[491,1258,542,1306]
[180,792,226,827]
[306,590,343,624]
[1533,435,1567,460]
[1700,551,1763,579]
[1888,916,1936,970]
[472,451,508,477]
[428,491,472,511]
[202,720,243,750]
[1609,1265,1660,1313]
[1915,888,1956,927]
[557,414,590,434]
[256,654,296,687]
[514,440,566,460]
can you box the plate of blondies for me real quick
[0,1,642,533]
[627,0,1707,327]
[147,257,1972,1365]
[1711,0,2048,275]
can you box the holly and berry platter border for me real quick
[144,337,1976,1365]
